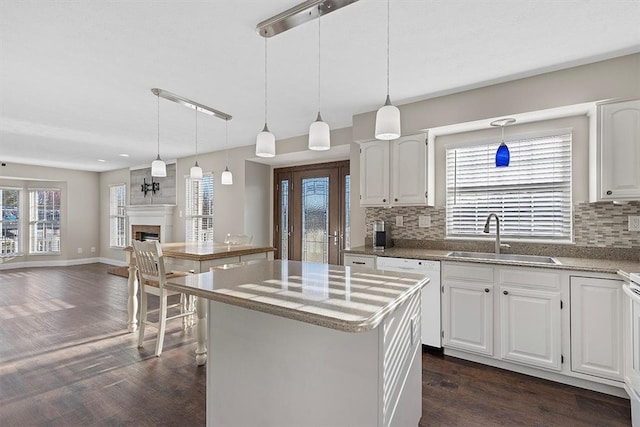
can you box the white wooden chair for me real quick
[132,240,195,357]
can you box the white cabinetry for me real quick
[442,263,494,355]
[359,133,433,207]
[443,262,562,371]
[570,276,623,381]
[591,98,640,201]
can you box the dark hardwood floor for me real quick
[0,263,631,426]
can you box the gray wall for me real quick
[0,162,100,266]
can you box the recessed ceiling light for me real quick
[119,153,129,157]
[98,159,107,162]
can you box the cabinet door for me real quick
[391,134,427,205]
[443,282,493,356]
[343,254,376,269]
[570,276,623,381]
[500,287,562,371]
[359,140,390,206]
[599,99,640,200]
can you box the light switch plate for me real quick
[395,216,403,227]
[418,215,431,228]
[629,216,640,232]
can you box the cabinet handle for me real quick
[606,190,613,195]
[484,288,490,293]
[394,198,398,202]
[503,290,509,295]
[353,261,366,265]
[382,198,386,202]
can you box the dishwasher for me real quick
[376,257,441,348]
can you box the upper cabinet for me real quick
[359,133,434,207]
[591,98,640,202]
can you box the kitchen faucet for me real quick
[483,213,509,254]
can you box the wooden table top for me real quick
[125,242,275,261]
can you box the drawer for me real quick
[343,254,376,269]
[443,262,493,283]
[499,267,561,290]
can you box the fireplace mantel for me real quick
[126,204,176,243]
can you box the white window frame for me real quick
[185,174,214,242]
[29,188,62,254]
[445,130,572,243]
[109,184,127,248]
[1,187,21,255]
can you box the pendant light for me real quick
[190,108,203,180]
[256,31,276,157]
[151,92,167,177]
[490,118,516,167]
[374,0,401,141]
[221,118,233,185]
[308,9,330,151]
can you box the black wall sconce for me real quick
[141,177,160,197]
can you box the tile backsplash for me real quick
[365,201,640,250]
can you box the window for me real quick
[185,174,214,242]
[1,188,21,255]
[29,189,61,253]
[446,132,572,241]
[110,184,127,247]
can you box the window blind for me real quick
[28,188,61,253]
[446,133,572,241]
[109,184,127,247]
[185,174,214,242]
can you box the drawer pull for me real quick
[503,290,509,295]
[353,261,366,265]
[484,288,490,293]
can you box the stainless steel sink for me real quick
[446,251,561,265]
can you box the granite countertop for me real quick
[165,259,429,333]
[346,246,640,276]
[125,242,275,261]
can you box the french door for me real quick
[274,161,350,265]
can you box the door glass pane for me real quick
[280,179,289,260]
[302,177,329,263]
[344,175,350,250]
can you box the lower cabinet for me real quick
[343,253,376,268]
[443,262,562,371]
[500,286,561,370]
[570,276,623,381]
[443,278,494,356]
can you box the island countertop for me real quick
[166,259,429,333]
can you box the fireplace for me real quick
[132,225,161,242]
[126,205,176,244]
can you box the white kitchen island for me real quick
[166,259,429,427]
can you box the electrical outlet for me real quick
[629,216,640,232]
[418,215,431,228]
[91,247,96,253]
[395,215,403,227]
[77,247,83,254]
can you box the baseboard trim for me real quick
[0,257,126,270]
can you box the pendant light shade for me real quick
[190,161,203,180]
[375,95,401,140]
[190,108,202,180]
[375,0,401,141]
[256,32,276,158]
[221,166,233,185]
[151,155,167,177]
[222,118,234,185]
[256,123,276,157]
[151,91,167,177]
[309,112,330,151]
[495,143,510,167]
[490,118,516,168]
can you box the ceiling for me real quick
[1,1,639,172]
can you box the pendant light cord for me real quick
[264,32,268,125]
[225,118,229,166]
[156,94,160,156]
[501,124,505,144]
[318,9,322,114]
[386,0,390,96]
[194,108,198,158]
